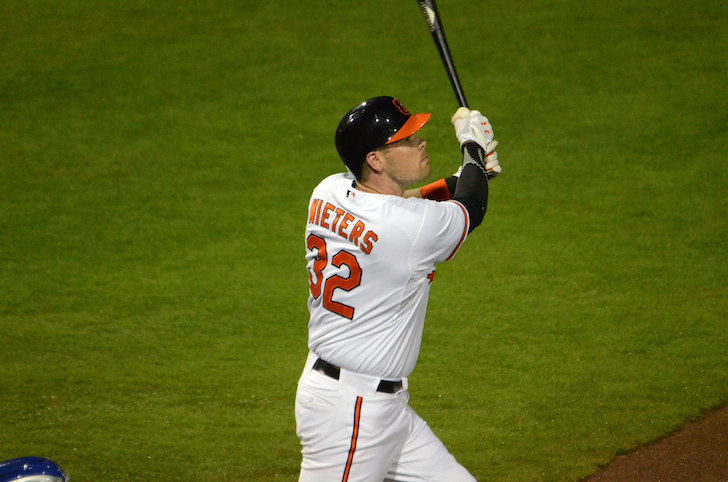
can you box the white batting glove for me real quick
[484,146,501,179]
[452,108,501,179]
[451,107,494,150]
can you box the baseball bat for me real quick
[417,0,468,108]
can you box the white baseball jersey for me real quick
[304,172,469,380]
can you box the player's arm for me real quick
[449,108,501,232]
[407,110,500,204]
[404,176,458,200]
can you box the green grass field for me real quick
[1,0,726,480]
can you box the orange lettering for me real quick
[348,221,365,247]
[360,231,378,254]
[320,202,335,229]
[315,199,324,224]
[331,208,345,233]
[339,213,354,239]
[308,199,321,224]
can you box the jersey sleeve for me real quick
[409,198,470,268]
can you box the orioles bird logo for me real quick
[392,98,410,116]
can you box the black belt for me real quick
[313,358,403,394]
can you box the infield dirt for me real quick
[581,404,728,481]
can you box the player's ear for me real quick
[364,151,384,175]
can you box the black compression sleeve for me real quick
[452,142,489,232]
[444,176,458,197]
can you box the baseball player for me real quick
[296,96,500,482]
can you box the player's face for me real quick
[378,134,431,186]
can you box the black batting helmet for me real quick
[335,96,431,179]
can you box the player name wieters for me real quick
[307,198,378,254]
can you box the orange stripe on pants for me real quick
[342,397,363,482]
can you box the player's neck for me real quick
[354,179,405,197]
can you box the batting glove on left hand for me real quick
[452,107,501,180]
[451,107,494,150]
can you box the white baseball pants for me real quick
[295,352,476,482]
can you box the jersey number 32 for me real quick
[306,234,362,320]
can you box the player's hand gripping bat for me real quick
[418,0,501,178]
[417,0,468,108]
